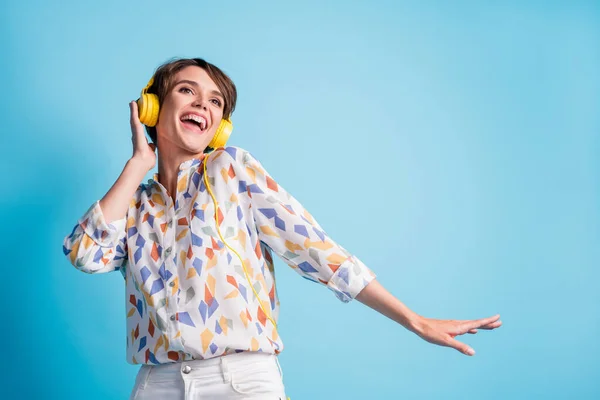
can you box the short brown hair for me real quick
[144,58,237,148]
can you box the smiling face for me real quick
[155,66,226,157]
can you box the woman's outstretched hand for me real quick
[412,314,502,356]
[355,279,502,356]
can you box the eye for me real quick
[210,98,222,107]
[179,87,194,94]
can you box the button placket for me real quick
[164,167,194,351]
[164,213,177,293]
[153,180,182,349]
[164,197,184,335]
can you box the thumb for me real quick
[448,338,475,356]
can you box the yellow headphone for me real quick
[137,76,233,148]
[137,75,279,332]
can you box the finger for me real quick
[130,101,146,142]
[129,101,134,120]
[477,320,502,330]
[473,320,502,330]
[131,100,146,127]
[448,337,475,356]
[130,101,141,125]
[468,329,478,334]
[463,314,500,331]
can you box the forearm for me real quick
[355,279,422,333]
[99,158,149,224]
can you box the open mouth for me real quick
[180,114,208,133]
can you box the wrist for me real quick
[407,313,425,335]
[128,156,153,173]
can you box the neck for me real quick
[156,146,205,202]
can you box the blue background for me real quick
[2,0,599,398]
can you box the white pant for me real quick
[129,352,287,399]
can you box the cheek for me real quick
[212,118,224,133]
[156,101,178,127]
[213,109,225,125]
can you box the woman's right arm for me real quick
[62,101,156,274]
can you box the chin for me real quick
[177,132,209,149]
[183,142,210,154]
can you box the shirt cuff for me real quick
[327,255,377,303]
[78,200,127,247]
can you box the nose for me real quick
[192,97,208,110]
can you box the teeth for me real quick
[181,114,207,130]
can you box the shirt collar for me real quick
[178,153,207,171]
[150,153,207,185]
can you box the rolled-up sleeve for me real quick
[62,200,128,274]
[238,149,376,303]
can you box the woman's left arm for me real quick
[356,279,502,356]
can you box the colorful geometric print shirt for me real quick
[62,146,376,365]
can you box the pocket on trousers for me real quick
[129,365,152,400]
[275,356,284,380]
[230,360,285,396]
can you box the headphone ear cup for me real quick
[137,93,160,127]
[209,119,233,148]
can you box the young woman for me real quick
[63,58,502,400]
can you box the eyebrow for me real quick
[174,80,224,99]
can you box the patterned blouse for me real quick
[62,146,376,365]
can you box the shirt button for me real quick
[169,281,175,287]
[165,247,172,256]
[170,315,176,321]
[182,365,192,374]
